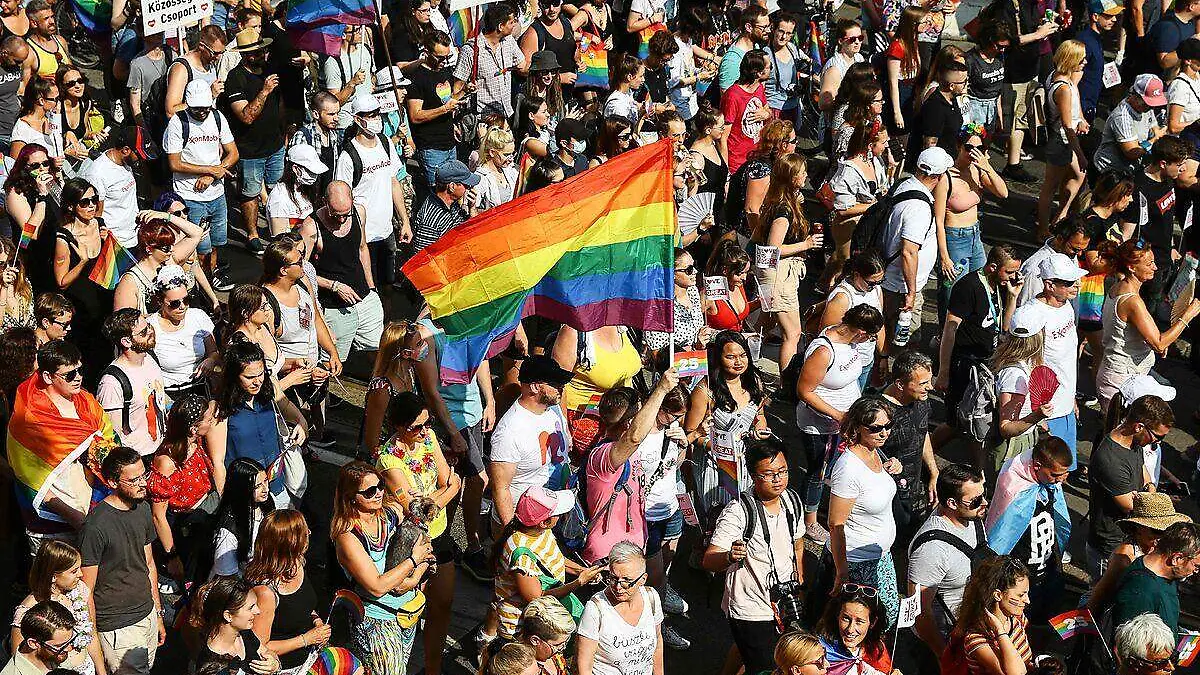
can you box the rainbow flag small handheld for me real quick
[1178,634,1200,668]
[1048,608,1099,640]
[328,589,365,623]
[17,219,36,250]
[87,232,136,291]
[307,647,361,675]
[673,350,708,378]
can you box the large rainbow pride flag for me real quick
[286,0,378,56]
[402,141,676,384]
[7,374,114,525]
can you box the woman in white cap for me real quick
[267,144,328,235]
[1088,491,1190,613]
[1094,239,1200,412]
[991,304,1054,473]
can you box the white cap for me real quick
[287,143,329,175]
[350,93,381,115]
[184,80,214,108]
[1009,302,1049,337]
[375,66,411,89]
[1118,374,1177,403]
[916,147,954,175]
[1038,252,1087,283]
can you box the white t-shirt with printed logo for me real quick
[636,429,682,521]
[334,136,404,243]
[1033,298,1079,417]
[577,587,664,675]
[163,111,234,203]
[83,153,139,248]
[489,401,572,512]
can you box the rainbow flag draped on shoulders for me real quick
[985,450,1072,556]
[286,0,378,56]
[402,141,676,384]
[88,231,136,291]
[7,374,115,525]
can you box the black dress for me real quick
[56,225,114,387]
[18,190,61,294]
[195,630,264,675]
[269,575,319,670]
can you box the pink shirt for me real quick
[582,442,647,563]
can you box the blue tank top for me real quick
[346,508,418,621]
[226,399,285,495]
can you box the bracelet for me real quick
[300,634,308,647]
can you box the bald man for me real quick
[0,36,30,151]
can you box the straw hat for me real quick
[1119,492,1192,532]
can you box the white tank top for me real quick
[828,278,883,363]
[795,327,864,434]
[274,285,319,361]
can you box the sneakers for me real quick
[307,432,337,450]
[211,270,235,292]
[1020,150,1034,161]
[461,547,494,582]
[662,584,689,615]
[805,521,830,545]
[248,237,266,256]
[1001,164,1036,183]
[662,625,691,650]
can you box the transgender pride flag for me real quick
[286,0,377,55]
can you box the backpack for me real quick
[555,457,634,557]
[143,57,192,143]
[908,519,991,623]
[174,109,225,143]
[101,364,136,435]
[849,186,933,263]
[956,361,998,444]
[345,135,394,186]
[738,487,801,545]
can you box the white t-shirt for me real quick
[83,153,139,248]
[827,450,897,563]
[334,136,404,243]
[11,114,63,159]
[996,363,1033,420]
[266,183,314,225]
[163,111,234,202]
[490,401,572,510]
[96,357,168,458]
[211,509,264,578]
[604,90,641,125]
[636,428,682,521]
[577,587,664,675]
[150,309,215,387]
[1169,72,1200,128]
[709,495,802,620]
[1036,298,1079,415]
[881,176,937,294]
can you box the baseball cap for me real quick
[287,143,329,176]
[1089,0,1124,15]
[1038,252,1087,283]
[1133,73,1168,107]
[518,354,574,387]
[1118,374,1176,404]
[915,147,954,175]
[436,159,481,188]
[184,80,214,108]
[1009,303,1049,337]
[515,486,576,526]
[350,93,381,115]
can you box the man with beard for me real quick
[97,309,167,458]
[2,601,79,675]
[163,25,227,117]
[1113,521,1200,633]
[880,350,938,539]
[83,126,143,248]
[407,30,462,189]
[717,4,768,92]
[81,446,165,675]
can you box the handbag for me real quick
[637,22,667,59]
[577,31,610,90]
[271,398,309,501]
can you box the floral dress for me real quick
[12,582,96,675]
[374,432,447,539]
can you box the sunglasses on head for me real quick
[357,484,384,498]
[841,583,878,597]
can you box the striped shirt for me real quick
[964,614,1033,674]
[412,192,468,252]
[492,528,566,639]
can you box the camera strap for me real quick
[746,491,799,586]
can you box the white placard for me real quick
[704,275,728,300]
[897,593,922,628]
[143,0,212,35]
[754,244,779,269]
[1102,61,1121,89]
[375,92,399,114]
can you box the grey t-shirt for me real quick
[1093,99,1157,174]
[907,514,982,637]
[0,64,21,138]
[128,51,170,102]
[80,500,156,632]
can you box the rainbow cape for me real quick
[7,374,115,524]
[308,647,361,675]
[286,0,377,56]
[1048,608,1099,640]
[402,141,676,384]
[87,231,136,291]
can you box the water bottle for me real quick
[893,310,914,347]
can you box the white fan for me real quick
[678,192,716,236]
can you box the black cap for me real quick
[518,355,574,387]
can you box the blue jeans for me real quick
[857,354,875,391]
[416,147,457,190]
[937,223,987,322]
[238,146,286,200]
[1047,411,1079,471]
[185,194,230,253]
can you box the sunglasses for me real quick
[842,35,864,42]
[37,639,75,656]
[169,207,189,217]
[964,143,984,151]
[961,494,987,509]
[62,78,84,87]
[841,583,878,597]
[357,484,384,498]
[54,366,82,382]
[166,297,190,310]
[675,264,697,274]
[77,196,98,207]
[26,160,49,171]
[1144,425,1168,442]
[331,209,353,221]
[407,420,432,433]
[864,422,893,433]
[1126,655,1175,670]
[42,96,59,103]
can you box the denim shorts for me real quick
[185,194,230,252]
[239,146,286,199]
[646,508,684,555]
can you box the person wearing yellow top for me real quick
[553,326,643,453]
[374,391,462,675]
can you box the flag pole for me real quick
[373,0,405,114]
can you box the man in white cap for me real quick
[267,143,328,233]
[453,3,525,118]
[164,79,239,291]
[334,93,411,288]
[880,146,953,351]
[1094,73,1167,174]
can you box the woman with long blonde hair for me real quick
[474,127,519,212]
[361,321,427,457]
[0,236,33,329]
[1038,40,1089,240]
[246,510,331,675]
[775,630,828,674]
[751,153,823,370]
[991,310,1049,473]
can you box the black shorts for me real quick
[457,422,487,477]
[728,618,779,675]
[432,522,458,564]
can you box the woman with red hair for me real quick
[113,210,205,313]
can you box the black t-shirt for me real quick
[948,271,1003,359]
[264,23,305,121]
[1121,172,1177,252]
[646,64,670,104]
[965,49,1005,100]
[1088,435,1146,555]
[0,63,21,136]
[909,92,962,163]
[408,64,456,150]
[554,151,590,179]
[79,500,156,632]
[997,1,1043,83]
[222,64,284,159]
[882,397,931,511]
[1005,488,1058,585]
[1084,210,1120,241]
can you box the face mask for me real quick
[571,139,586,155]
[364,118,383,135]
[294,165,317,186]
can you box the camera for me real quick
[770,579,805,632]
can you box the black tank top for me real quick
[313,207,370,309]
[532,16,577,72]
[269,575,318,669]
[195,630,263,675]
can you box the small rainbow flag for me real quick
[17,219,36,250]
[673,350,708,378]
[449,5,480,46]
[1178,634,1200,668]
[308,647,361,675]
[582,392,602,416]
[637,22,667,59]
[327,589,365,623]
[1048,608,1099,640]
[87,231,136,291]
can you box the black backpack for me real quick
[850,186,934,263]
[101,364,136,435]
[345,136,394,186]
[738,488,801,544]
[143,57,192,142]
[174,109,225,142]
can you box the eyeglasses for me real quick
[77,196,98,207]
[166,297,190,310]
[357,484,384,498]
[120,470,151,485]
[1126,655,1175,671]
[331,209,353,221]
[864,422,893,434]
[755,468,789,481]
[54,366,82,382]
[62,78,84,87]
[602,571,646,589]
[841,583,878,597]
[675,264,697,274]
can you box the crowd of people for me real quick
[2,0,1200,673]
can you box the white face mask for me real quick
[365,118,384,135]
[571,139,586,155]
[294,165,317,186]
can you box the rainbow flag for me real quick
[577,31,609,90]
[68,0,112,34]
[1178,633,1200,668]
[308,647,361,675]
[449,5,481,45]
[17,219,36,251]
[7,374,115,525]
[637,22,667,59]
[1048,608,1099,640]
[805,21,826,72]
[327,589,365,623]
[286,0,377,56]
[87,231,136,291]
[402,141,676,384]
[673,350,708,378]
